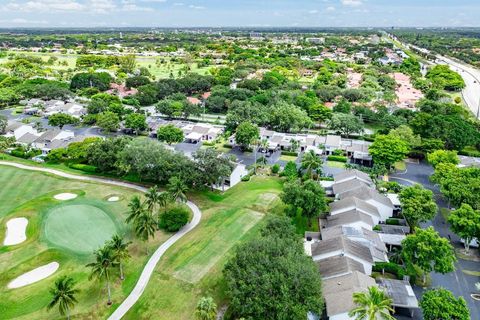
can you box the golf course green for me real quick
[44,204,119,254]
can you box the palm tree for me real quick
[145,185,161,213]
[47,276,79,320]
[86,246,119,305]
[194,296,217,320]
[167,176,188,203]
[158,191,172,214]
[301,150,323,179]
[108,234,131,281]
[134,211,157,255]
[349,286,395,320]
[126,195,145,224]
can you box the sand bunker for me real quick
[54,193,77,200]
[3,218,28,246]
[8,262,59,289]
[107,196,120,202]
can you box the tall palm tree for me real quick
[126,195,145,224]
[47,276,79,320]
[86,246,119,305]
[145,185,161,214]
[301,150,323,179]
[167,176,188,203]
[108,234,131,281]
[194,296,217,320]
[158,191,172,214]
[134,211,157,255]
[349,286,395,320]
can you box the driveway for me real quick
[391,161,480,320]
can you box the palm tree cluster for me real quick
[126,178,188,253]
[85,234,131,305]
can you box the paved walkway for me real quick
[0,161,202,320]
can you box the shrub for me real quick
[319,176,334,181]
[386,218,400,225]
[332,149,344,156]
[222,144,233,149]
[10,149,27,158]
[373,262,406,280]
[327,155,348,162]
[159,206,190,232]
[271,164,280,174]
[241,174,251,182]
[373,225,381,231]
[70,163,97,173]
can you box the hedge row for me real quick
[386,218,401,226]
[70,163,98,173]
[373,262,406,280]
[327,155,348,163]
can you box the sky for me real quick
[0,0,479,28]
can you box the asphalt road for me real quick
[436,55,480,118]
[391,162,480,320]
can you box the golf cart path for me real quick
[0,161,202,320]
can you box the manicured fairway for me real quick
[125,176,285,320]
[44,204,119,254]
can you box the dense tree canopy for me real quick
[223,216,323,320]
[420,288,470,320]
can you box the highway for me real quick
[435,55,480,118]
[388,35,480,118]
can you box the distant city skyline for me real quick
[0,0,479,28]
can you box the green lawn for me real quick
[0,165,171,320]
[326,161,346,169]
[280,155,298,162]
[44,203,121,255]
[124,176,284,320]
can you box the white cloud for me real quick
[341,0,362,7]
[308,9,319,14]
[326,6,335,11]
[188,4,204,9]
[3,0,85,12]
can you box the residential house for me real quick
[316,255,365,280]
[330,197,381,225]
[333,169,373,185]
[322,209,376,230]
[323,272,377,320]
[338,185,394,222]
[4,122,39,140]
[321,226,389,262]
[310,236,374,275]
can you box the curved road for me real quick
[0,161,202,320]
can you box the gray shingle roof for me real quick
[311,235,374,264]
[334,169,372,184]
[332,179,371,196]
[323,271,377,316]
[316,255,365,280]
[330,197,381,218]
[16,132,39,144]
[326,209,375,228]
[339,185,394,208]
